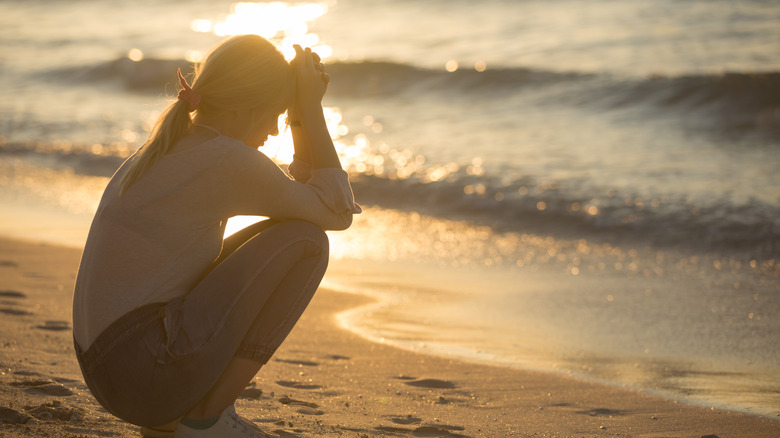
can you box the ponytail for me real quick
[119,99,192,194]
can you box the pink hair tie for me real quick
[177,68,201,111]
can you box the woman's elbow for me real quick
[323,212,353,231]
[333,212,353,231]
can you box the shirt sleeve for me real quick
[216,143,361,231]
[287,154,312,183]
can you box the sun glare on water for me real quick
[191,2,333,60]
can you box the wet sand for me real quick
[1,236,778,437]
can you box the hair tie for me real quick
[177,68,201,112]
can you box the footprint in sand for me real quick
[375,425,468,437]
[53,377,80,385]
[13,370,43,377]
[0,260,19,267]
[36,320,71,331]
[575,408,625,417]
[276,395,318,408]
[10,379,74,396]
[274,358,319,367]
[0,307,33,316]
[375,425,411,434]
[412,425,468,437]
[326,354,350,360]
[0,406,32,424]
[379,416,468,437]
[0,290,32,316]
[0,290,26,298]
[393,375,417,381]
[403,378,457,389]
[276,380,322,390]
[25,400,84,422]
[296,407,325,416]
[388,415,422,425]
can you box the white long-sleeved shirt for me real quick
[72,135,360,349]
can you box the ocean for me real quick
[1,0,779,419]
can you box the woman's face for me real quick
[243,110,283,147]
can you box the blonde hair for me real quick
[119,35,294,194]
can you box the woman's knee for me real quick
[272,220,329,256]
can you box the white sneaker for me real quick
[174,405,272,438]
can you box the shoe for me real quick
[174,405,272,437]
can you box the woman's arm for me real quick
[221,45,358,230]
[223,143,358,230]
[290,45,341,170]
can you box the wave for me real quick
[595,71,780,135]
[326,62,780,136]
[48,56,585,92]
[51,57,191,91]
[0,140,126,177]
[47,56,780,135]
[3,138,777,258]
[325,61,589,97]
[349,172,780,259]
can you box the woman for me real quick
[72,35,360,438]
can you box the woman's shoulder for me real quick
[168,136,269,165]
[211,137,276,168]
[149,137,274,187]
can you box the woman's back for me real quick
[73,137,240,349]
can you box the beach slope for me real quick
[0,237,778,437]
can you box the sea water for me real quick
[1,0,778,418]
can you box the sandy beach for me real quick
[0,236,777,437]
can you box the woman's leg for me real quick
[183,357,260,420]
[148,220,329,425]
[208,219,281,273]
[181,219,283,420]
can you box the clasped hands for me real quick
[288,44,329,124]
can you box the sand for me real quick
[0,237,778,437]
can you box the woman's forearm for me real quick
[295,104,341,170]
[290,45,341,170]
[289,119,313,164]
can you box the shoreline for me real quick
[332,282,780,422]
[324,256,780,422]
[332,279,768,417]
[1,236,779,437]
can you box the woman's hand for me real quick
[292,45,329,113]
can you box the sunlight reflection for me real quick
[326,206,642,273]
[325,205,780,282]
[1,159,107,215]
[445,60,459,72]
[190,19,212,33]
[192,2,332,61]
[185,50,204,63]
[127,48,144,62]
[260,107,347,165]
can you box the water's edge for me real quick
[323,263,780,421]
